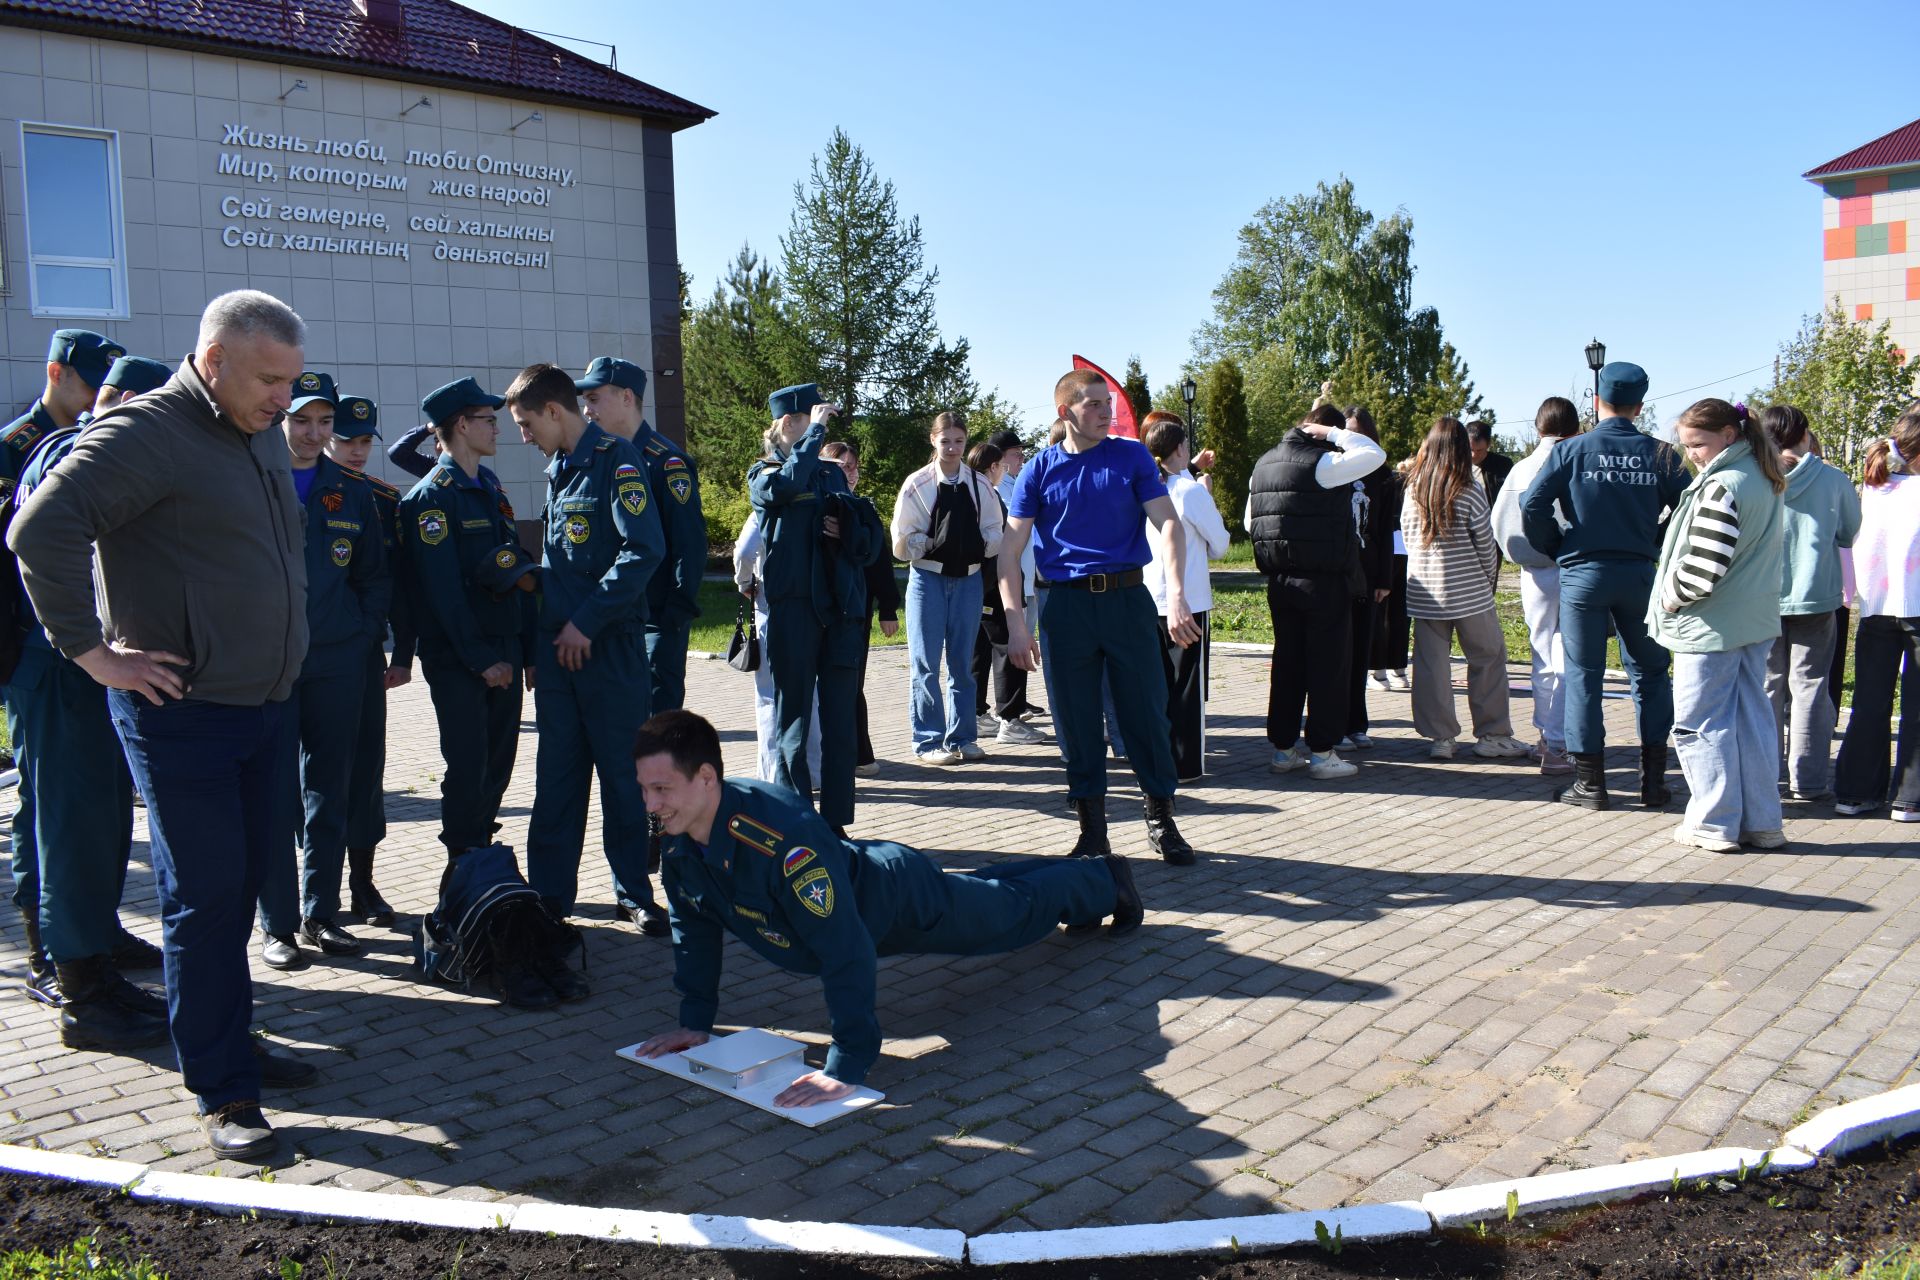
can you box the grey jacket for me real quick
[9,358,309,705]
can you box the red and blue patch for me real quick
[613,463,641,480]
[782,846,817,878]
[663,456,688,471]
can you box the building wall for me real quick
[1818,169,1920,362]
[0,25,682,515]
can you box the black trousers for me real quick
[1346,596,1378,735]
[1265,574,1352,754]
[1834,614,1920,810]
[422,660,522,852]
[972,620,1028,718]
[1158,611,1209,782]
[855,621,876,767]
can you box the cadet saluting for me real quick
[398,378,535,858]
[1521,361,1690,810]
[575,357,706,712]
[505,364,669,939]
[630,710,1143,1106]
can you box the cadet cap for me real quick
[768,382,823,419]
[576,356,647,398]
[1597,362,1649,408]
[102,356,172,397]
[478,542,538,594]
[289,370,340,414]
[335,396,380,439]
[48,330,125,391]
[422,377,504,427]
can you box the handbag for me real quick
[726,597,760,672]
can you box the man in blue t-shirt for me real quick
[998,369,1201,866]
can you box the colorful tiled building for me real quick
[1806,116,1920,360]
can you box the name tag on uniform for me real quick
[557,498,596,514]
[461,518,492,530]
[325,519,362,532]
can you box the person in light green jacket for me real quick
[1649,400,1788,853]
[1760,405,1860,802]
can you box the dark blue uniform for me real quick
[748,423,881,829]
[8,425,137,965]
[1521,418,1691,754]
[664,779,1120,1085]
[2,401,59,930]
[525,423,666,915]
[345,474,404,862]
[633,422,706,712]
[399,458,532,852]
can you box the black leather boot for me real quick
[55,955,169,1051]
[110,923,163,971]
[19,910,59,1006]
[1104,856,1144,937]
[1144,796,1196,866]
[1069,798,1110,859]
[346,846,395,926]
[1640,743,1672,808]
[1554,753,1610,810]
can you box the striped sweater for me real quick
[1400,482,1498,619]
[1659,478,1739,612]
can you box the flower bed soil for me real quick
[4,1135,1919,1278]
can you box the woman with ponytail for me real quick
[1832,406,1920,822]
[1649,399,1788,852]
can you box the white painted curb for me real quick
[0,1145,145,1188]
[968,1201,1428,1265]
[509,1202,966,1261]
[1422,1146,1814,1228]
[130,1170,514,1232]
[1784,1083,1920,1157]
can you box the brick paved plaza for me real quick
[3,646,1917,1234]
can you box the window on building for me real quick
[20,123,128,319]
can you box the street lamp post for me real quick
[1584,337,1607,418]
[1181,376,1198,447]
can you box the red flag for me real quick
[1070,355,1138,439]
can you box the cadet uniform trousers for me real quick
[527,625,655,914]
[767,602,864,827]
[1038,581,1177,799]
[857,841,1116,952]
[345,643,390,851]
[4,697,36,924]
[423,660,521,853]
[646,620,691,713]
[259,642,367,930]
[1559,560,1674,755]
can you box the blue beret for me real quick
[289,370,339,413]
[477,542,539,594]
[48,329,125,390]
[1597,362,1649,407]
[334,396,380,439]
[768,383,823,419]
[576,356,647,398]
[102,356,172,397]
[422,377,504,427]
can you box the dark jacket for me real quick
[398,457,532,675]
[539,422,666,638]
[1248,429,1356,578]
[1358,467,1399,592]
[748,425,881,624]
[9,359,309,705]
[632,422,707,627]
[297,455,390,670]
[1521,418,1690,566]
[1478,451,1514,510]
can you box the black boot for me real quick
[1104,856,1144,938]
[1068,798,1110,859]
[55,956,169,1051]
[110,924,163,971]
[1144,797,1196,866]
[646,814,664,876]
[346,846,395,926]
[1554,752,1610,810]
[19,910,59,1006]
[1639,743,1672,809]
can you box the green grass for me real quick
[1812,1244,1920,1279]
[1,1238,171,1279]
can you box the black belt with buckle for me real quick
[1038,570,1144,593]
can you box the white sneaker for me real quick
[853,761,880,777]
[1673,825,1740,853]
[1386,669,1411,691]
[956,742,987,761]
[1347,732,1373,750]
[1429,737,1456,760]
[1334,736,1357,751]
[1308,750,1358,780]
[1894,807,1920,824]
[1369,670,1390,690]
[996,717,1046,745]
[1742,829,1787,849]
[1473,735,1530,759]
[1270,743,1311,773]
[915,747,959,766]
[1835,799,1880,815]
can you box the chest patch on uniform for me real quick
[734,905,767,923]
[782,847,816,878]
[321,491,344,513]
[564,513,591,544]
[669,474,693,505]
[330,537,353,567]
[618,481,648,516]
[757,927,792,949]
[418,509,448,545]
[727,814,783,855]
[792,867,834,918]
[614,463,641,481]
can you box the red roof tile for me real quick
[0,0,714,128]
[1804,116,1920,181]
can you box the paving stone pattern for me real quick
[3,646,1916,1235]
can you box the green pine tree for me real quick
[1202,358,1254,535]
[1122,356,1153,428]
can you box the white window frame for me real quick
[19,121,130,320]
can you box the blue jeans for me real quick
[109,695,293,1112]
[1559,560,1672,755]
[905,567,982,752]
[1672,642,1784,841]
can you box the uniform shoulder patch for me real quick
[367,476,400,499]
[726,813,784,856]
[594,435,616,451]
[613,462,642,481]
[643,436,669,455]
[432,469,453,487]
[781,847,817,878]
[663,455,689,471]
[792,867,834,918]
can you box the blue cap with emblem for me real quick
[422,377,505,427]
[575,356,647,399]
[102,355,172,398]
[48,329,125,391]
[1597,362,1649,409]
[334,396,381,439]
[767,383,823,419]
[288,370,340,414]
[477,542,539,594]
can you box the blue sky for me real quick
[492,0,1918,442]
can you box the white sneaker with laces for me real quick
[1894,806,1920,824]
[1429,737,1456,760]
[1308,750,1358,780]
[1741,829,1787,849]
[1270,743,1311,773]
[1369,670,1390,690]
[956,742,987,761]
[1673,825,1741,853]
[1473,735,1530,759]
[996,717,1046,745]
[915,747,959,766]
[1386,669,1411,691]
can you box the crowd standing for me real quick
[3,295,1917,1155]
